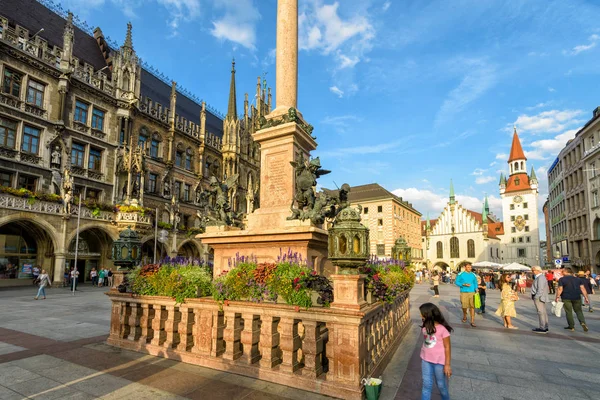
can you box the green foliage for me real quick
[186,227,205,238]
[157,221,173,230]
[129,263,213,304]
[0,186,62,203]
[359,261,414,303]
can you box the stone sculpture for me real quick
[287,154,332,223]
[61,168,74,214]
[51,146,61,169]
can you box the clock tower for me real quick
[499,128,540,266]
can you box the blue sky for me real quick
[61,0,600,239]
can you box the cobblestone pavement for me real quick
[0,283,598,399]
[396,283,600,400]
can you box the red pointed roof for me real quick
[508,128,527,162]
[505,173,531,193]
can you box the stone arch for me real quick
[433,261,449,271]
[457,260,471,271]
[0,214,60,252]
[65,223,119,249]
[177,239,202,258]
[140,236,168,265]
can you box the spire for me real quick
[482,196,489,223]
[449,179,455,205]
[124,22,133,49]
[508,127,527,162]
[530,166,538,183]
[227,59,237,120]
[499,172,504,185]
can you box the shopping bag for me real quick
[362,378,383,400]
[474,293,481,309]
[551,301,563,318]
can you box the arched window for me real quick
[185,148,193,171]
[436,241,443,259]
[521,161,524,170]
[514,162,519,171]
[467,239,475,258]
[595,218,600,240]
[450,237,459,258]
[122,71,130,91]
[150,133,161,158]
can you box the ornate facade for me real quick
[0,0,268,285]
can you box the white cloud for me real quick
[548,87,556,93]
[526,101,554,111]
[475,176,495,184]
[526,128,579,160]
[321,115,362,133]
[496,153,508,160]
[392,187,503,220]
[489,161,497,167]
[513,109,585,134]
[564,34,600,56]
[382,1,391,11]
[435,58,497,126]
[329,86,344,98]
[210,0,260,49]
[299,1,375,69]
[471,168,486,176]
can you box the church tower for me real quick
[222,59,240,180]
[500,128,540,266]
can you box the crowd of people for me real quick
[32,266,114,299]
[419,264,597,400]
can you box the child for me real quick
[420,303,452,400]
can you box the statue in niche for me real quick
[61,169,74,214]
[51,146,61,169]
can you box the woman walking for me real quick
[34,269,51,300]
[518,273,527,294]
[496,273,519,329]
[420,303,452,400]
[432,273,440,297]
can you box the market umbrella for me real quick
[472,261,502,269]
[501,262,531,272]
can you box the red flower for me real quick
[293,277,299,285]
[224,300,230,306]
[294,306,300,312]
[300,271,305,275]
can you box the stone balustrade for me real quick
[116,211,152,225]
[106,290,410,399]
[0,192,62,215]
[72,205,114,221]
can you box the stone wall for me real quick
[106,290,411,399]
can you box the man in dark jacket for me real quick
[578,271,594,312]
[556,268,589,332]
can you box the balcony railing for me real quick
[0,192,62,215]
[0,92,48,119]
[116,212,152,225]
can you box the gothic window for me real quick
[17,174,37,191]
[74,101,89,124]
[0,170,13,187]
[175,151,183,167]
[150,138,160,158]
[0,117,17,149]
[204,158,211,177]
[467,239,475,258]
[122,71,130,91]
[450,237,459,258]
[148,173,157,193]
[21,126,40,154]
[71,142,85,167]
[26,80,44,107]
[88,147,102,171]
[184,184,191,202]
[91,108,105,131]
[138,134,147,150]
[2,68,22,97]
[436,241,443,259]
[185,148,193,171]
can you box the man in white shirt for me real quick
[70,267,80,291]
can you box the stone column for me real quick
[330,275,367,311]
[273,0,298,116]
[53,253,66,284]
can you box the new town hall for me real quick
[422,129,541,270]
[0,0,269,286]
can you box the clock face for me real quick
[514,215,526,231]
[514,195,523,203]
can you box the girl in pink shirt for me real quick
[420,303,452,400]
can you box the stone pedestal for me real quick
[110,270,128,292]
[330,274,367,311]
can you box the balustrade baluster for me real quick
[278,318,301,373]
[259,315,281,368]
[109,301,124,341]
[301,320,324,377]
[119,302,131,339]
[194,309,213,355]
[139,303,153,343]
[177,306,195,352]
[222,311,242,360]
[150,305,167,346]
[163,305,180,348]
[127,303,142,341]
[211,310,225,357]
[240,313,261,364]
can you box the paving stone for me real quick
[0,364,41,386]
[69,374,132,397]
[36,361,98,384]
[497,375,589,399]
[0,385,23,400]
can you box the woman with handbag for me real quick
[495,273,519,329]
[432,273,440,297]
[34,269,51,300]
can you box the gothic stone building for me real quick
[0,0,269,286]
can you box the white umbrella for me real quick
[472,261,502,268]
[501,262,531,272]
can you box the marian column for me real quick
[273,0,298,115]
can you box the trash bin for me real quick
[363,377,383,400]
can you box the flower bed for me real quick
[359,258,415,303]
[128,257,212,304]
[0,186,62,203]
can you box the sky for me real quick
[59,0,600,240]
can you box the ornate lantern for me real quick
[328,206,369,274]
[392,237,411,263]
[111,226,142,270]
